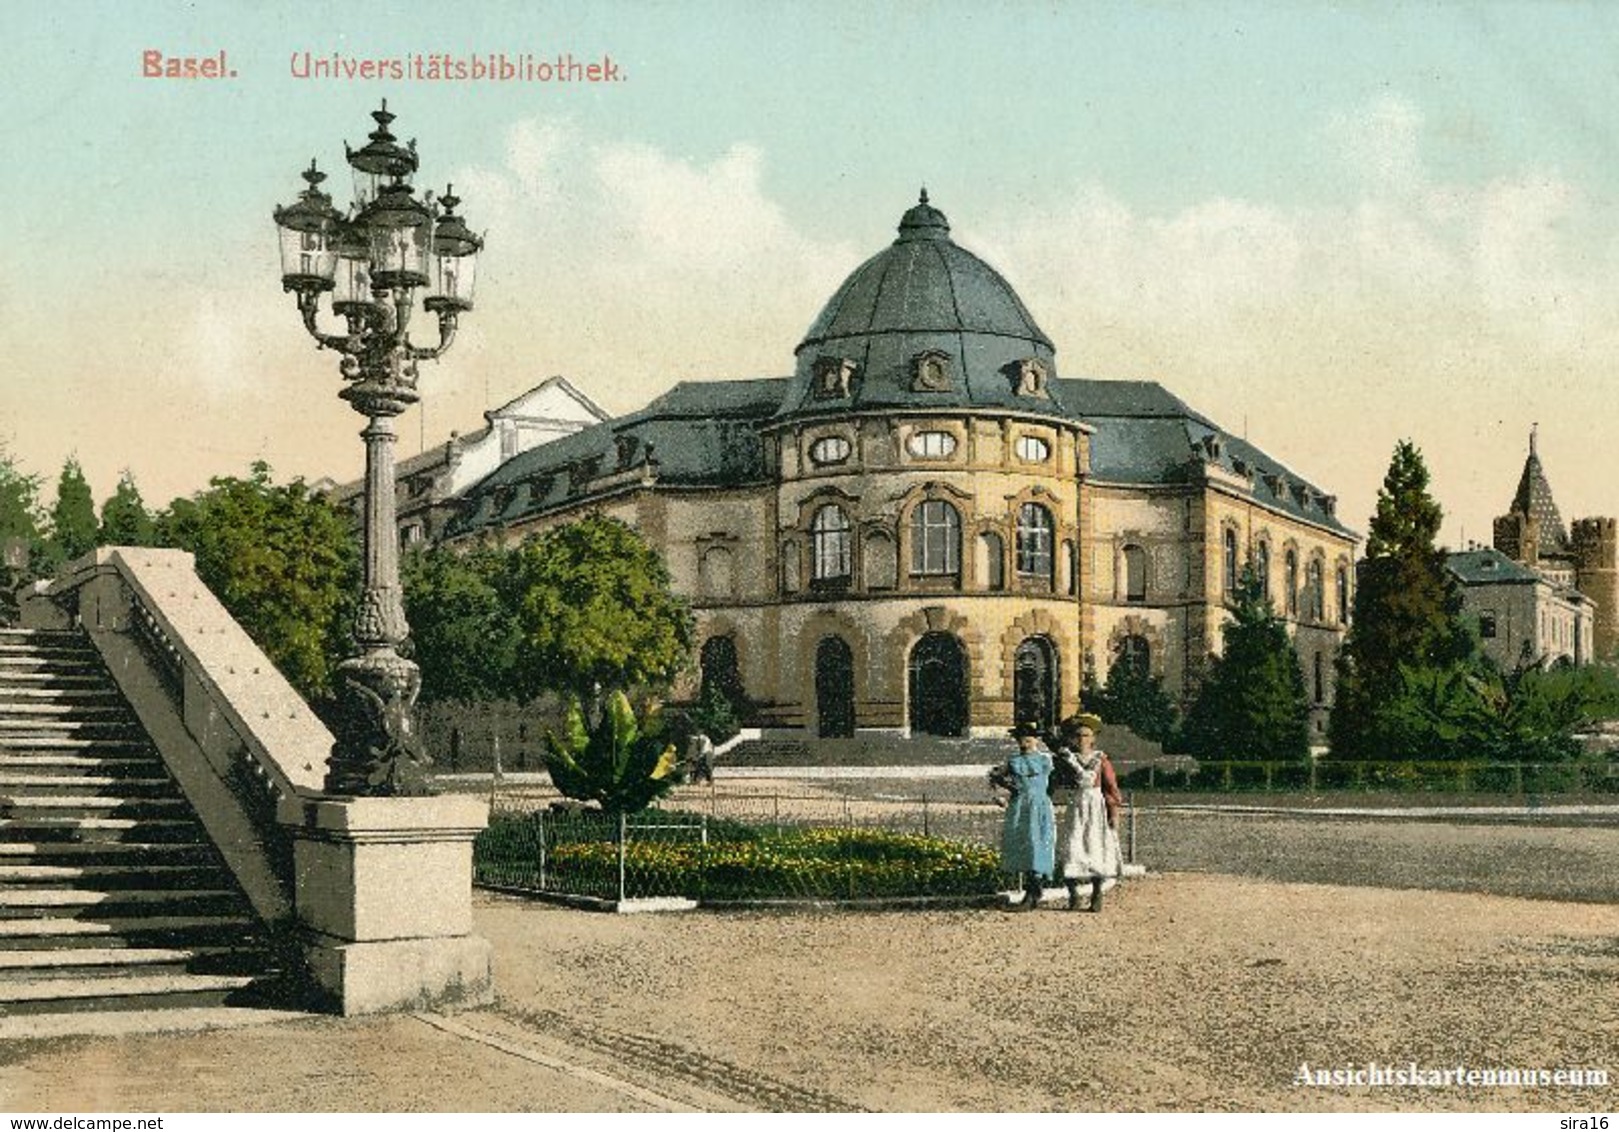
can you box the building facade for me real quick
[1448,548,1595,670]
[325,375,609,547]
[444,195,1357,738]
[1465,429,1616,666]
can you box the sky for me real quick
[6,1,1619,551]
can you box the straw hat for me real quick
[1059,712,1103,737]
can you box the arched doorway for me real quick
[814,636,855,738]
[700,635,746,720]
[1013,636,1058,731]
[908,632,968,737]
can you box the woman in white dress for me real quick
[1051,712,1123,912]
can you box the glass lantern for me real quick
[345,100,417,210]
[330,219,378,313]
[425,186,483,312]
[272,160,339,292]
[359,181,431,292]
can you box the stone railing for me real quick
[22,548,330,923]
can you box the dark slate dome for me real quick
[778,192,1063,418]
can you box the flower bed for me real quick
[474,809,1003,902]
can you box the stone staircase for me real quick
[0,627,280,1015]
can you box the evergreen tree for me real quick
[1330,440,1476,759]
[0,449,46,621]
[1181,566,1311,762]
[98,470,156,548]
[48,457,98,564]
[1087,646,1179,745]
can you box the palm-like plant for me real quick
[544,689,680,814]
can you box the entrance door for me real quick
[815,636,855,738]
[1013,636,1057,731]
[908,632,968,737]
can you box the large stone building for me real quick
[443,195,1357,738]
[1455,429,1618,667]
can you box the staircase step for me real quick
[0,945,251,973]
[0,755,163,770]
[0,816,205,844]
[0,843,219,869]
[0,888,241,911]
[0,863,227,885]
[0,737,153,751]
[0,699,127,714]
[0,972,263,1015]
[0,674,114,686]
[0,913,256,940]
[0,774,174,792]
[2,795,190,812]
[0,720,142,735]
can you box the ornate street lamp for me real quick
[273,101,484,796]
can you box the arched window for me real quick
[1223,528,1239,596]
[910,500,961,576]
[1336,564,1350,625]
[1254,542,1271,602]
[1016,504,1054,580]
[1118,633,1151,677]
[1284,549,1299,615]
[1313,651,1325,704]
[1123,544,1147,603]
[1308,558,1324,621]
[979,531,1005,591]
[811,505,851,582]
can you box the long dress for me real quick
[997,750,1056,877]
[1055,749,1122,880]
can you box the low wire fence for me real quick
[1120,759,1619,794]
[473,784,1138,904]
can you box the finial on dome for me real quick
[1530,422,1538,458]
[897,189,949,242]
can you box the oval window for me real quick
[810,436,852,465]
[1015,435,1050,462]
[907,431,957,459]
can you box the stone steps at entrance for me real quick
[0,628,282,1015]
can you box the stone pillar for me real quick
[278,794,492,1016]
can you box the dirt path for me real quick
[2,873,1614,1112]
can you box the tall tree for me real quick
[159,461,358,701]
[1181,566,1311,762]
[1086,647,1179,745]
[506,513,694,712]
[98,470,156,548]
[0,449,46,621]
[1331,440,1476,759]
[400,541,520,704]
[48,457,98,564]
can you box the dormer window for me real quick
[813,357,855,400]
[810,435,852,465]
[1013,358,1049,399]
[911,350,952,392]
[907,430,957,459]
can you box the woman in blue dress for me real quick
[989,720,1057,911]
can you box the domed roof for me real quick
[779,192,1063,418]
